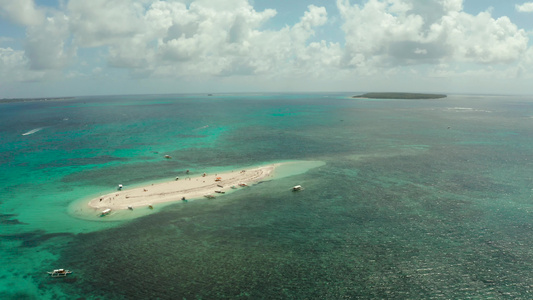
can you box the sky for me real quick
[1,0,533,98]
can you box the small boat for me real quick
[215,177,222,181]
[217,184,224,188]
[204,194,216,199]
[231,186,238,189]
[238,183,248,187]
[127,206,133,210]
[215,190,225,194]
[164,155,172,159]
[117,184,123,191]
[292,185,303,191]
[148,204,154,209]
[101,208,111,216]
[48,269,72,277]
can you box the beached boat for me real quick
[238,183,248,187]
[215,190,225,194]
[204,194,216,199]
[148,204,154,209]
[127,206,133,210]
[101,208,111,216]
[292,185,303,191]
[47,269,72,277]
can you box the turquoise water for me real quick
[2,93,533,298]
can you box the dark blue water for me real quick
[2,93,533,299]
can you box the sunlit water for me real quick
[2,93,533,299]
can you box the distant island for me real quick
[0,97,75,104]
[353,92,447,99]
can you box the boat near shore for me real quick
[292,185,303,191]
[48,269,72,277]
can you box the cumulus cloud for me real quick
[99,1,334,79]
[1,0,532,90]
[67,0,147,48]
[337,0,528,69]
[0,47,46,82]
[25,12,75,70]
[0,0,45,26]
[516,2,533,12]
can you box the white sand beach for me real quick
[88,163,282,211]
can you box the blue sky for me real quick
[1,0,533,98]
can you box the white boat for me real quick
[117,184,123,190]
[47,269,72,277]
[292,185,303,191]
[101,208,111,216]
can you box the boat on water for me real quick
[47,269,72,277]
[292,185,303,191]
[101,208,112,216]
[164,155,172,159]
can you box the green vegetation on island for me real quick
[353,92,447,99]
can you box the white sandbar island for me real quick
[88,163,281,212]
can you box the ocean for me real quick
[2,93,533,299]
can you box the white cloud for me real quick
[100,1,333,79]
[25,13,75,70]
[516,2,533,12]
[443,12,528,64]
[337,0,528,68]
[0,0,45,26]
[67,0,147,47]
[0,47,46,82]
[1,0,533,96]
